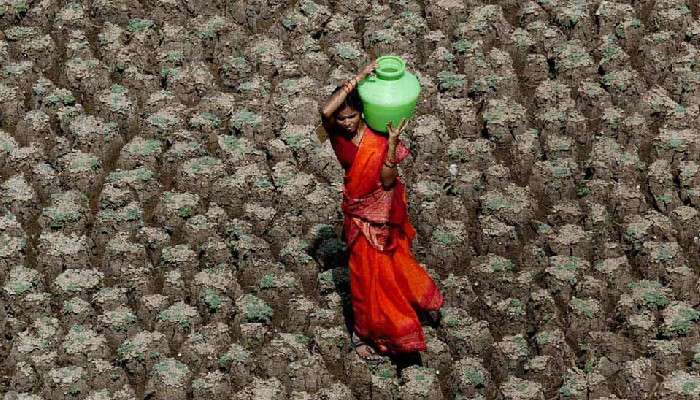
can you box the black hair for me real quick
[332,84,363,114]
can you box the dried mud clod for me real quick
[3,0,700,398]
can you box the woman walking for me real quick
[317,60,445,362]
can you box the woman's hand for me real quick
[359,60,379,79]
[386,118,409,142]
[343,60,378,94]
[381,117,407,187]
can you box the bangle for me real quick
[384,160,396,168]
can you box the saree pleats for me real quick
[349,225,444,353]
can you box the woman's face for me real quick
[334,105,361,134]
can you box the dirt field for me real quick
[2,0,700,399]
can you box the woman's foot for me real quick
[356,343,383,362]
[352,332,383,363]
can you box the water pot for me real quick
[357,55,421,134]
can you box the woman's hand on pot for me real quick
[386,118,409,141]
[359,60,379,78]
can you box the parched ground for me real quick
[2,0,700,399]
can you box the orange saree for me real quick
[329,125,445,354]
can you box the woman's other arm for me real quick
[380,137,399,189]
[381,119,411,189]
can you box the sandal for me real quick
[351,331,383,363]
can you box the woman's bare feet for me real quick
[356,343,383,362]
[352,332,383,362]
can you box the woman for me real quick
[317,60,445,362]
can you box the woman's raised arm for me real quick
[319,60,378,120]
[380,119,410,189]
[319,87,351,121]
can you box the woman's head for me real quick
[331,85,363,134]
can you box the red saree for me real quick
[329,124,445,354]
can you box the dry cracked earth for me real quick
[2,0,700,399]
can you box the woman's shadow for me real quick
[310,226,425,375]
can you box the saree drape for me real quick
[328,124,445,354]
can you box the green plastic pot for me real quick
[357,55,421,134]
